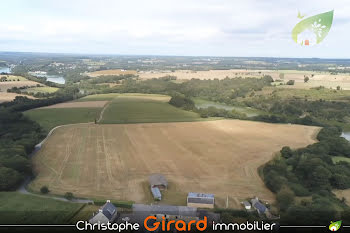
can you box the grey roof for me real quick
[133,204,197,217]
[149,174,168,187]
[187,197,214,204]
[187,192,214,204]
[101,202,117,220]
[188,192,214,199]
[251,199,266,213]
[151,187,162,199]
[242,201,251,207]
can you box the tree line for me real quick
[263,127,350,225]
[0,86,83,191]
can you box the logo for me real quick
[292,10,334,46]
[329,220,342,231]
[144,216,207,232]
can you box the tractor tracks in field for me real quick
[18,122,95,204]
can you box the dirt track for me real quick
[30,120,319,208]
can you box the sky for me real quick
[0,0,349,58]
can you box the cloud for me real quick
[0,0,349,57]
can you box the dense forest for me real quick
[0,86,83,191]
[108,75,274,101]
[0,108,43,190]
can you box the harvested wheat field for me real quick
[39,101,108,109]
[0,92,35,103]
[88,69,137,77]
[0,80,40,92]
[138,69,350,89]
[138,69,265,80]
[30,120,319,208]
[333,189,350,205]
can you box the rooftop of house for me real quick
[151,187,161,198]
[188,192,214,199]
[101,201,117,220]
[133,204,197,217]
[251,198,267,213]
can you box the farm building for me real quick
[89,200,118,224]
[133,204,199,222]
[187,192,215,209]
[242,201,251,210]
[151,187,162,200]
[149,174,168,190]
[251,197,267,215]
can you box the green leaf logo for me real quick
[329,220,342,231]
[292,10,334,46]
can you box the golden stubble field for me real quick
[88,69,138,77]
[138,69,350,90]
[30,120,319,208]
[0,92,35,103]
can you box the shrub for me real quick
[286,80,295,85]
[64,192,74,200]
[280,146,293,159]
[40,185,49,194]
[169,95,195,110]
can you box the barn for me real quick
[187,192,215,209]
[151,187,162,201]
[149,174,168,190]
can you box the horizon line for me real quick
[0,50,350,60]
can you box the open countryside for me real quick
[30,120,319,208]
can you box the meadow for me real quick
[24,108,101,132]
[193,98,262,117]
[99,95,200,124]
[76,93,170,102]
[29,120,319,208]
[24,86,59,94]
[0,192,83,224]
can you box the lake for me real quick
[342,132,350,141]
[29,73,66,84]
[46,75,65,84]
[0,67,10,73]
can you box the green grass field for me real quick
[24,108,101,132]
[193,98,262,117]
[25,86,59,93]
[332,156,350,164]
[100,96,201,124]
[76,93,169,102]
[0,192,83,224]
